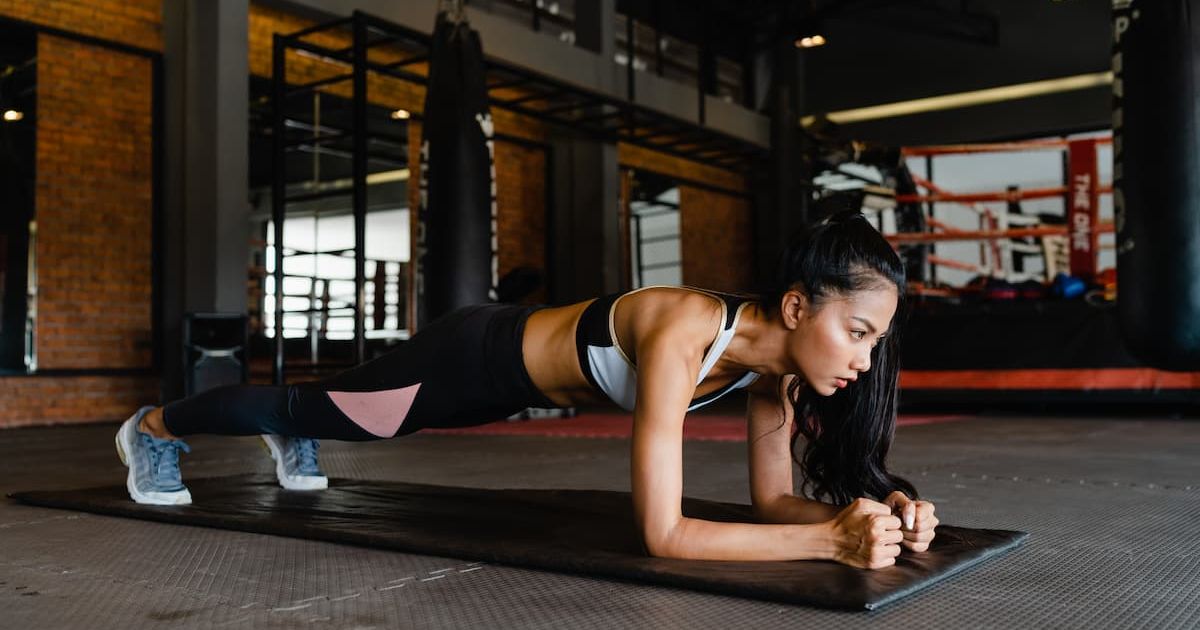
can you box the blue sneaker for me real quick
[115,406,192,505]
[260,435,328,490]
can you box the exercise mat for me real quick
[10,475,1027,610]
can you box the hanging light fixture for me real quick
[794,19,827,49]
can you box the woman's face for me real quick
[782,286,898,396]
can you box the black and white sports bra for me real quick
[574,285,761,412]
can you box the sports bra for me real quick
[574,285,762,412]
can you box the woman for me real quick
[116,210,937,569]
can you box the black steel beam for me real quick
[286,72,353,97]
[538,95,604,117]
[278,15,353,42]
[486,79,528,93]
[363,59,428,86]
[493,88,571,108]
[572,108,627,126]
[271,33,287,385]
[282,131,350,149]
[356,11,434,47]
[351,14,368,365]
[383,54,429,69]
[284,187,353,204]
[287,38,353,66]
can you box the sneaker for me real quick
[260,435,328,490]
[115,405,193,505]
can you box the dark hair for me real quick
[758,210,917,505]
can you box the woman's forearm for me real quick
[754,494,843,525]
[650,516,836,561]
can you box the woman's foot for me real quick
[260,435,328,490]
[136,406,176,440]
[115,406,192,505]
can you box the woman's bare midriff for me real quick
[521,300,607,407]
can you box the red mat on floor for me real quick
[424,413,969,441]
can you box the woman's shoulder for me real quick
[620,285,755,309]
[612,286,728,353]
[622,285,727,321]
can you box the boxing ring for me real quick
[815,136,1200,404]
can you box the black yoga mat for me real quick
[10,475,1027,611]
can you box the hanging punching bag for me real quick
[1112,0,1200,370]
[417,8,497,327]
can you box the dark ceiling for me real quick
[618,0,1113,144]
[617,0,1005,63]
[803,0,1111,111]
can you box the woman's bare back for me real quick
[521,287,761,408]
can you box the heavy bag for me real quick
[417,11,497,327]
[1112,0,1200,370]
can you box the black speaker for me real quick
[183,313,248,397]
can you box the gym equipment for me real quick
[11,474,1027,611]
[1111,0,1200,369]
[417,10,496,326]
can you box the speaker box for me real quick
[183,313,248,397]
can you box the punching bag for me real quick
[1112,0,1200,370]
[417,7,497,327]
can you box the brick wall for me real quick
[0,3,162,428]
[618,142,754,293]
[678,185,754,293]
[36,36,155,370]
[0,376,158,429]
[0,0,162,51]
[494,139,547,304]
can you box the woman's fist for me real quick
[828,498,904,569]
[883,491,939,553]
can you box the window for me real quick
[628,170,682,288]
[0,22,36,373]
[263,209,410,341]
[248,77,412,369]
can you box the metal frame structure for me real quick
[270,10,766,384]
[278,11,766,170]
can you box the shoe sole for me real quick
[260,435,328,491]
[115,413,192,506]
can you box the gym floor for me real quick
[1,410,1197,629]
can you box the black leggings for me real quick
[162,304,559,440]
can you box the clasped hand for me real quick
[829,493,938,569]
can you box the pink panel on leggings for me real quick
[327,384,421,438]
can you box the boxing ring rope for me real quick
[904,172,1004,272]
[887,224,1115,244]
[899,136,1111,157]
[872,135,1113,284]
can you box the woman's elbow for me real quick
[643,528,681,556]
[751,497,783,524]
[640,519,685,559]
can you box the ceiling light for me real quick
[2,109,24,122]
[802,71,1114,125]
[796,34,826,49]
[390,109,411,120]
[366,168,410,184]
